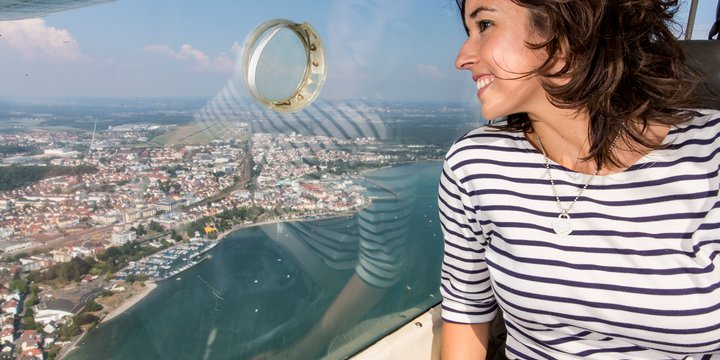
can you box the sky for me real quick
[0,0,716,103]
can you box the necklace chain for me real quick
[534,132,621,224]
[534,134,598,217]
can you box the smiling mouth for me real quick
[476,76,495,90]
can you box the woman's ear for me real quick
[547,35,572,77]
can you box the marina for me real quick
[114,233,219,281]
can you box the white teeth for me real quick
[476,76,494,90]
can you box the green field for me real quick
[152,120,245,145]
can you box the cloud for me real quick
[143,43,240,74]
[0,19,80,60]
[416,64,445,80]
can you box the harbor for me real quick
[114,233,219,281]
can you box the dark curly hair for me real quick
[456,0,707,168]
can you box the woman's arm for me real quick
[442,321,491,360]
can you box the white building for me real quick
[92,211,120,225]
[51,250,73,264]
[0,228,13,239]
[34,299,76,325]
[1,328,13,345]
[19,258,43,273]
[34,309,74,325]
[1,300,18,315]
[71,246,94,258]
[0,240,33,253]
[111,231,137,246]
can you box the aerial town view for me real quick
[0,98,475,359]
[0,0,717,358]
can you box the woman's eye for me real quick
[476,20,493,33]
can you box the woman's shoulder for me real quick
[674,108,720,132]
[445,126,525,162]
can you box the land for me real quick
[0,98,476,360]
[95,281,157,324]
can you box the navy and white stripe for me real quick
[439,110,720,359]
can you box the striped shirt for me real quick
[438,110,720,359]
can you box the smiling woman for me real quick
[440,0,720,359]
[454,0,550,122]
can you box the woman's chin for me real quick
[481,109,499,123]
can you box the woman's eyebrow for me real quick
[467,6,497,20]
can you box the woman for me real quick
[438,0,720,359]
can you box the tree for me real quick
[58,322,81,340]
[170,229,182,242]
[21,315,35,330]
[24,292,38,308]
[27,270,42,284]
[136,224,147,236]
[149,221,164,233]
[74,313,99,326]
[10,278,27,293]
[83,299,103,313]
[98,246,121,262]
[125,274,136,284]
[46,346,61,360]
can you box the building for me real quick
[1,300,18,315]
[0,327,13,345]
[155,199,185,212]
[70,246,93,258]
[19,258,43,273]
[92,211,120,225]
[122,209,143,223]
[1,316,14,345]
[111,231,136,246]
[20,330,42,351]
[0,229,13,240]
[51,250,73,264]
[42,323,57,334]
[0,241,33,253]
[34,299,76,325]
[43,148,78,157]
[21,347,44,360]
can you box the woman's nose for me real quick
[455,39,477,70]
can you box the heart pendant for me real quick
[552,214,573,237]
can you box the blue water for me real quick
[66,161,444,360]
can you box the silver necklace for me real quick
[534,133,618,236]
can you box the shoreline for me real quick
[58,282,158,360]
[359,159,441,175]
[100,281,158,324]
[54,212,362,359]
[57,161,436,358]
[57,211,368,359]
[213,209,364,243]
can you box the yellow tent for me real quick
[204,226,217,234]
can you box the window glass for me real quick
[0,1,714,359]
[0,1,481,359]
[675,0,718,39]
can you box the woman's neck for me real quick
[525,109,598,174]
[523,109,671,175]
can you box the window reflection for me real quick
[0,0,712,359]
[18,9,474,353]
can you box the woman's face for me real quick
[455,0,551,120]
